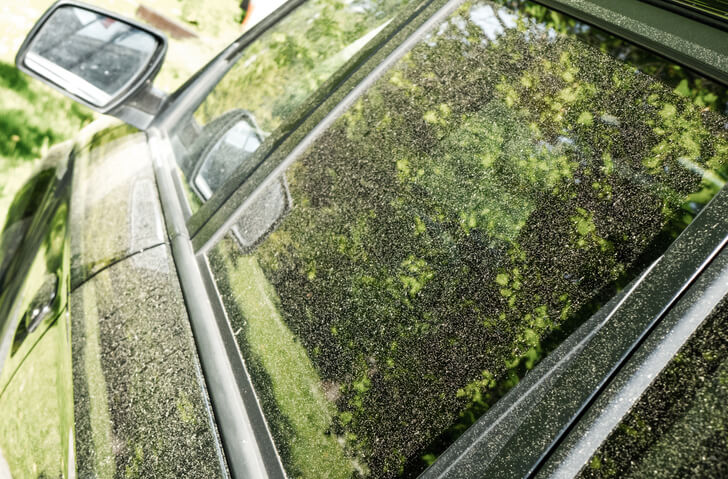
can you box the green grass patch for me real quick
[226,254,355,479]
[0,60,94,228]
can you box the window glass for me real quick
[28,6,158,107]
[207,0,728,476]
[180,0,415,205]
[658,0,728,22]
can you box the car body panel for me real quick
[0,140,72,380]
[0,307,74,479]
[70,243,225,478]
[3,0,728,477]
[0,139,74,478]
[0,116,226,477]
[67,118,166,289]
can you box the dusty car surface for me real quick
[1,0,728,477]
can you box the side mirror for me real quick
[192,111,264,200]
[16,1,167,128]
[190,109,289,252]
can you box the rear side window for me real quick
[207,0,728,477]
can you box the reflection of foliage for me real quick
[215,1,728,477]
[178,0,241,36]
[209,245,358,478]
[195,0,412,132]
[505,0,728,114]
[0,323,64,479]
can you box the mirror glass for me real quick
[194,117,263,200]
[25,5,159,107]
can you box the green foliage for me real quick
[195,0,411,132]
[0,61,93,164]
[178,0,241,36]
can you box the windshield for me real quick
[207,0,728,477]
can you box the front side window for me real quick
[178,0,416,207]
[207,0,728,477]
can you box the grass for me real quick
[0,60,94,229]
[0,321,64,478]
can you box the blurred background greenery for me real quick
[0,0,267,227]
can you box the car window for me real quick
[178,0,416,207]
[206,0,728,477]
[658,0,728,23]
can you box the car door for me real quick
[0,142,74,478]
[157,0,728,477]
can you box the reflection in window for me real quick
[194,116,263,200]
[27,6,157,106]
[209,0,728,477]
[181,0,414,206]
[659,0,728,22]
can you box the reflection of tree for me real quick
[0,168,55,288]
[218,1,727,477]
[195,0,412,132]
[505,0,728,114]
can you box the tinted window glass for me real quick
[181,0,415,206]
[657,0,728,22]
[208,0,728,476]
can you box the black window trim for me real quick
[539,239,728,477]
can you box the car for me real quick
[1,0,727,477]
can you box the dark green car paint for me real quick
[0,140,74,478]
[0,119,225,477]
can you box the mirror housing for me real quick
[15,0,168,129]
